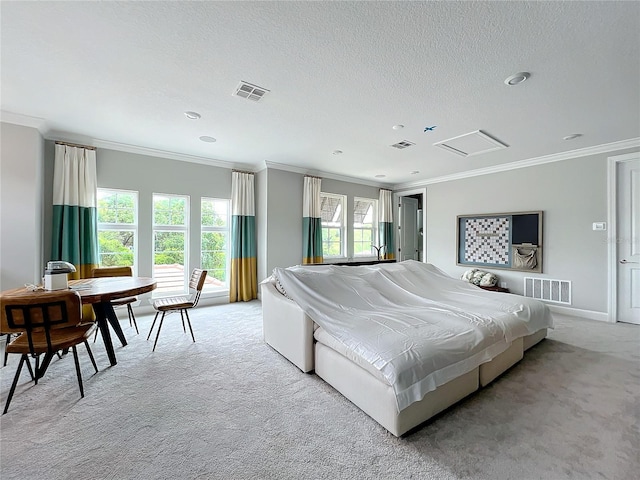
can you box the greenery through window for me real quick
[97,189,137,270]
[201,198,230,291]
[320,193,346,258]
[353,198,377,257]
[153,193,189,294]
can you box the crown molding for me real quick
[264,160,392,188]
[1,111,48,131]
[393,138,640,191]
[44,130,256,171]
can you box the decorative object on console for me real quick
[461,269,498,287]
[457,211,543,273]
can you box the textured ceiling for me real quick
[1,1,639,186]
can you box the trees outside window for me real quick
[353,198,377,257]
[201,198,230,291]
[320,193,346,258]
[153,193,189,294]
[97,189,137,270]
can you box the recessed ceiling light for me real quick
[392,125,404,130]
[184,111,201,120]
[563,133,583,140]
[410,170,420,175]
[375,174,386,178]
[199,136,217,143]
[504,72,530,86]
[332,150,343,155]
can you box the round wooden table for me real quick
[2,277,156,367]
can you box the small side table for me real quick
[479,285,510,293]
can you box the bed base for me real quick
[261,279,548,436]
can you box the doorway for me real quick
[608,152,640,324]
[395,189,427,262]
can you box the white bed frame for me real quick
[261,280,547,437]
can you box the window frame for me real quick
[320,192,347,259]
[152,193,190,296]
[200,197,231,293]
[353,197,378,258]
[96,188,138,273]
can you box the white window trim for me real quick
[152,193,190,296]
[97,188,138,274]
[200,197,231,292]
[321,192,347,260]
[353,197,378,259]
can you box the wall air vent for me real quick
[233,81,270,101]
[433,130,508,157]
[524,277,571,305]
[391,140,415,149]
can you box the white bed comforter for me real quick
[273,260,553,411]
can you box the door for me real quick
[400,197,419,261]
[617,156,640,324]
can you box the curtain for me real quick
[302,176,323,264]
[52,144,99,318]
[378,188,395,260]
[230,171,257,302]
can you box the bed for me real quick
[261,260,553,436]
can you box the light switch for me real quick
[592,222,607,231]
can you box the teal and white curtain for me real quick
[378,188,395,260]
[302,176,323,264]
[52,143,99,279]
[230,171,257,302]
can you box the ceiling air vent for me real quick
[233,81,270,102]
[433,130,508,157]
[391,140,415,149]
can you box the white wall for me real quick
[0,122,44,289]
[414,147,640,313]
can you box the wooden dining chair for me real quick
[147,268,208,352]
[1,290,98,414]
[91,266,139,335]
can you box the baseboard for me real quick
[548,304,612,323]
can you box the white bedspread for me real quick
[273,260,553,411]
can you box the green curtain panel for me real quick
[379,188,395,260]
[230,171,257,302]
[302,176,323,264]
[51,144,99,318]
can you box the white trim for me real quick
[264,160,391,188]
[607,151,640,324]
[48,131,255,170]
[548,304,611,323]
[1,110,48,130]
[393,138,640,190]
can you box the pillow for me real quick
[461,269,498,287]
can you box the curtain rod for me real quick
[380,187,392,192]
[304,174,322,179]
[232,169,254,175]
[55,141,96,151]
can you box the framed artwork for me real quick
[456,211,543,273]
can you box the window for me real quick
[201,198,230,292]
[353,197,377,257]
[97,189,137,271]
[320,193,346,258]
[153,193,189,295]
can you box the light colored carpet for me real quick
[1,302,638,480]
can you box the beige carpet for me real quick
[1,301,638,479]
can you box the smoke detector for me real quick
[233,81,270,101]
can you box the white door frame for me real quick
[394,188,427,262]
[607,151,640,323]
